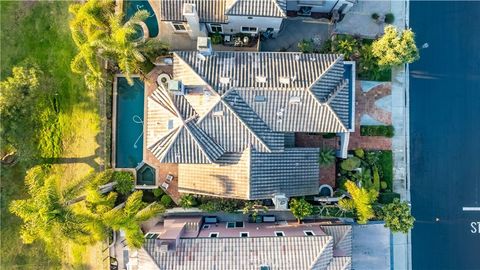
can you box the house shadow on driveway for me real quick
[260,19,332,52]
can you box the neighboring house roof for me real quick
[160,0,227,23]
[145,51,353,199]
[143,236,335,270]
[159,0,286,22]
[226,0,286,17]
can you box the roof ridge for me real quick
[272,0,287,17]
[173,52,222,98]
[220,96,272,152]
[150,87,179,117]
[307,55,343,93]
[326,79,348,104]
[148,125,183,161]
[308,236,334,270]
[306,90,348,132]
[183,120,225,163]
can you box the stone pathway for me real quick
[349,81,392,150]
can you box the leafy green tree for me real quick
[9,166,90,248]
[289,198,314,224]
[113,171,134,195]
[0,64,44,157]
[104,191,165,248]
[160,195,173,207]
[319,149,336,167]
[372,26,419,67]
[339,180,379,224]
[334,35,359,60]
[381,199,415,233]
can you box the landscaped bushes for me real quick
[377,151,393,190]
[360,125,395,138]
[379,192,400,204]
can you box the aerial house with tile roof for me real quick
[158,0,355,39]
[129,217,353,270]
[145,50,355,200]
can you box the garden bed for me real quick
[360,125,395,138]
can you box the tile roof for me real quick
[159,0,227,23]
[144,236,335,270]
[226,0,286,17]
[145,51,354,199]
[159,0,286,22]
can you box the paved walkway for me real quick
[261,19,332,52]
[334,0,391,38]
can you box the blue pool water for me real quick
[115,77,144,168]
[124,0,159,38]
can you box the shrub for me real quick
[113,171,134,195]
[384,13,395,24]
[153,188,165,198]
[381,198,415,233]
[179,194,197,208]
[373,166,380,191]
[333,35,359,60]
[378,192,400,204]
[210,32,222,44]
[377,151,393,189]
[319,149,336,167]
[381,181,388,190]
[198,198,242,213]
[360,125,395,138]
[322,133,336,139]
[160,195,173,207]
[371,13,379,20]
[339,180,378,224]
[298,38,314,53]
[340,157,362,171]
[354,148,365,159]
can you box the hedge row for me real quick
[360,125,395,138]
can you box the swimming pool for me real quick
[115,77,144,168]
[124,0,159,38]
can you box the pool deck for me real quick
[142,66,181,204]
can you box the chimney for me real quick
[183,3,207,39]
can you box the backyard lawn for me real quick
[1,1,105,269]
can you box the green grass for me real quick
[377,151,393,190]
[1,1,103,269]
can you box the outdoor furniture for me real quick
[161,182,169,190]
[165,174,174,183]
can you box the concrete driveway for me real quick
[261,19,332,52]
[352,223,391,270]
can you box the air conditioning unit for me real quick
[272,193,288,210]
[197,37,213,56]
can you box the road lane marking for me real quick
[462,207,480,211]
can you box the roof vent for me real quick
[256,76,267,83]
[219,77,231,85]
[213,109,224,117]
[196,53,206,61]
[254,95,266,102]
[310,57,316,61]
[159,243,169,253]
[167,119,174,130]
[295,55,301,61]
[289,96,302,104]
[279,77,290,85]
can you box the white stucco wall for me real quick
[209,16,283,35]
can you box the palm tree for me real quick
[339,180,378,224]
[9,166,90,246]
[104,191,165,249]
[319,149,336,167]
[68,0,114,90]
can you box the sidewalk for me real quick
[390,1,411,270]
